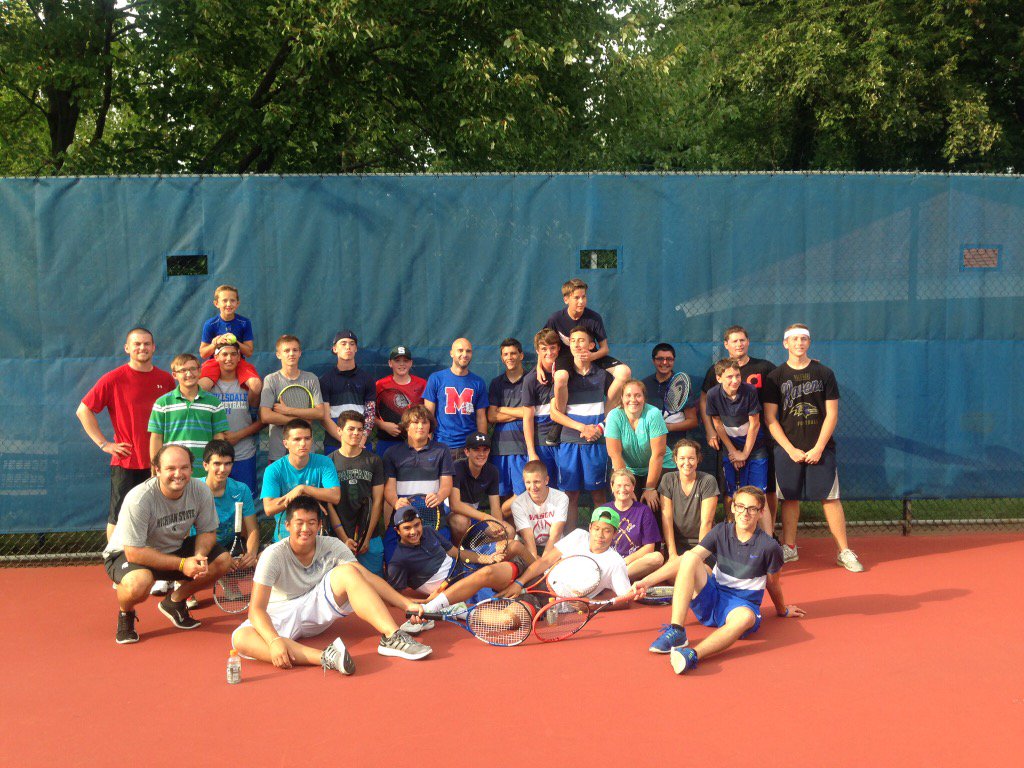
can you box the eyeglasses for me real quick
[733,502,762,515]
[173,366,200,375]
[653,356,674,363]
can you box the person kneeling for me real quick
[388,505,529,633]
[645,486,804,674]
[232,495,431,675]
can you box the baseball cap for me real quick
[590,506,621,529]
[393,505,420,526]
[389,345,412,360]
[465,432,490,449]
[332,330,358,347]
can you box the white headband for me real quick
[784,328,810,341]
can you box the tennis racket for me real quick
[636,585,674,606]
[405,494,443,531]
[214,502,254,614]
[532,590,635,642]
[517,554,602,609]
[278,383,315,410]
[405,597,532,647]
[424,518,510,600]
[663,372,691,423]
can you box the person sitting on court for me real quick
[387,505,529,633]
[608,468,664,581]
[658,439,720,562]
[231,495,432,674]
[103,444,232,644]
[500,506,633,606]
[643,486,804,674]
[196,283,262,395]
[510,459,570,559]
[382,405,454,562]
[705,358,770,526]
[261,419,341,542]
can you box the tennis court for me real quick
[3,532,1018,767]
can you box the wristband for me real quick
[179,557,186,572]
[643,487,656,492]
[514,579,524,589]
[269,636,286,647]
[333,524,343,530]
[99,441,108,449]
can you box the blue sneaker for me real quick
[649,624,688,654]
[671,647,699,675]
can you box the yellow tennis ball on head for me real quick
[220,333,237,345]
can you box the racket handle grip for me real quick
[406,610,444,620]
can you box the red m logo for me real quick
[444,387,475,415]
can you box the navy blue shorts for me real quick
[492,454,528,496]
[774,445,840,501]
[691,573,762,636]
[556,442,609,492]
[723,454,769,496]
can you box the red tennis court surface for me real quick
[2,533,1020,767]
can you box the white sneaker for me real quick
[185,595,199,609]
[441,601,469,620]
[781,545,799,563]
[837,548,864,573]
[321,637,355,676]
[150,580,171,595]
[399,618,435,635]
[378,630,432,660]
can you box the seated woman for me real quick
[607,468,664,581]
[604,378,675,512]
[657,439,720,564]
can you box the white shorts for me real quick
[232,572,354,648]
[416,555,455,596]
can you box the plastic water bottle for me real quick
[545,597,557,625]
[227,649,242,684]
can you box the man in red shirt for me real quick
[77,327,175,539]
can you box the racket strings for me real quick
[467,599,532,646]
[546,556,601,598]
[533,599,589,642]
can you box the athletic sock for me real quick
[422,594,450,613]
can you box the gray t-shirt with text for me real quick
[103,477,217,557]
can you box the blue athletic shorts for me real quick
[492,454,528,496]
[556,442,609,492]
[722,454,769,496]
[691,573,762,636]
[534,443,561,490]
[357,536,384,576]
[230,456,258,498]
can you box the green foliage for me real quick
[1,0,1022,174]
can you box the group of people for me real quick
[77,278,862,675]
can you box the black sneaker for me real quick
[158,596,200,629]
[116,610,139,644]
[543,424,562,446]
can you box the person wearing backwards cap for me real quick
[447,432,521,547]
[386,503,530,634]
[374,344,426,459]
[499,506,634,608]
[319,330,377,453]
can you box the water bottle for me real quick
[227,649,242,684]
[545,597,557,625]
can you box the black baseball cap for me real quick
[465,432,490,449]
[389,345,412,360]
[332,330,358,347]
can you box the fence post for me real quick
[901,499,912,536]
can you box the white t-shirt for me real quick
[553,529,631,598]
[254,537,356,605]
[511,488,569,546]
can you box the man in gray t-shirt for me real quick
[103,444,232,644]
[259,335,331,461]
[230,495,432,674]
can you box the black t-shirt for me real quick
[701,357,776,401]
[319,366,376,452]
[544,307,607,352]
[761,361,840,451]
[329,449,385,536]
[453,461,500,509]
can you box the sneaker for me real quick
[781,544,799,563]
[837,548,864,573]
[115,610,139,644]
[398,618,435,635]
[671,646,699,675]
[378,630,432,660]
[649,624,688,654]
[150,580,171,596]
[321,637,355,676]
[543,424,562,446]
[158,596,200,629]
[185,595,199,609]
